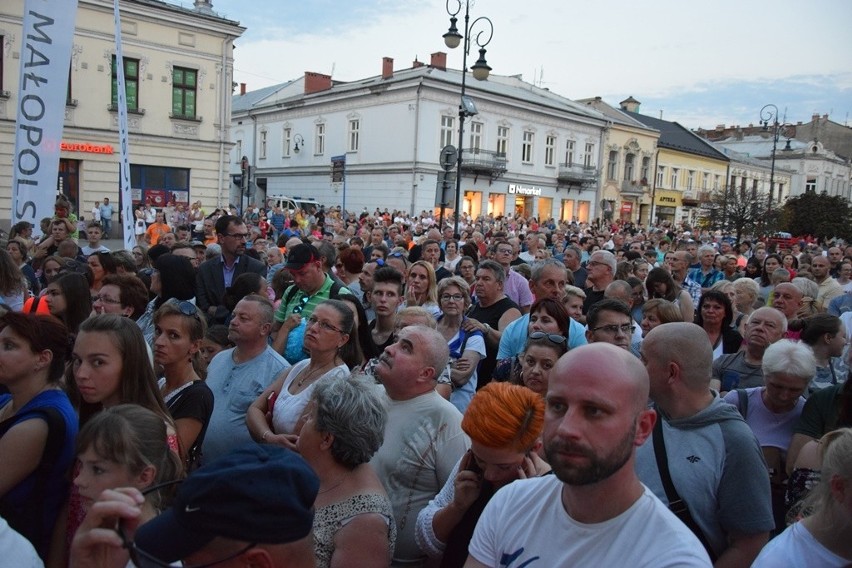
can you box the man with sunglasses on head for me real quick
[196,215,267,325]
[271,243,351,364]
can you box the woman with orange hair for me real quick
[415,382,550,567]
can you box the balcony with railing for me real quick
[682,188,700,206]
[459,148,507,179]
[620,179,647,197]
[557,163,598,187]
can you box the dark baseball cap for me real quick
[285,243,320,270]
[134,444,319,562]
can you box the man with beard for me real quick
[465,344,711,567]
[637,323,773,566]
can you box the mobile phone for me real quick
[267,391,278,414]
[464,450,483,475]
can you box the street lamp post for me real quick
[759,104,785,209]
[443,0,494,236]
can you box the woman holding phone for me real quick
[415,382,549,567]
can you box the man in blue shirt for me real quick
[98,197,114,238]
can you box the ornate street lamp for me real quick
[443,0,494,236]
[759,104,789,208]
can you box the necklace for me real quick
[296,361,336,388]
[318,472,349,495]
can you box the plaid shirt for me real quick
[681,275,703,307]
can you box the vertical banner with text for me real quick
[12,0,79,237]
[114,0,135,250]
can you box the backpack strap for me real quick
[736,388,749,419]
[652,414,718,562]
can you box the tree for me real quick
[781,191,852,242]
[697,184,774,242]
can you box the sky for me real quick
[187,0,852,130]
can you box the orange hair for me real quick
[461,382,544,452]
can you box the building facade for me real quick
[0,0,243,226]
[231,53,609,223]
[577,96,660,225]
[623,104,730,226]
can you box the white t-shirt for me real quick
[271,359,349,435]
[752,521,849,567]
[469,475,712,568]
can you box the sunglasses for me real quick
[292,294,311,314]
[165,298,201,319]
[528,331,566,345]
[117,479,256,568]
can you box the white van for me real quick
[266,195,322,214]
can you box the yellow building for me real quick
[578,96,660,224]
[0,0,244,226]
[621,100,729,226]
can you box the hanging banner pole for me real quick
[113,0,135,250]
[12,0,79,237]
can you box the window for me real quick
[348,119,360,152]
[714,175,720,190]
[607,150,618,180]
[259,130,267,160]
[805,178,817,192]
[670,168,679,189]
[702,172,709,190]
[496,126,509,156]
[66,63,73,105]
[522,131,534,163]
[584,143,594,167]
[130,165,190,205]
[282,128,291,157]
[641,156,650,182]
[315,123,325,155]
[0,35,4,92]
[623,153,635,181]
[545,135,556,166]
[111,56,139,110]
[235,139,242,162]
[656,166,665,187]
[469,122,483,152]
[687,170,695,190]
[172,67,197,118]
[440,116,455,148]
[565,140,575,165]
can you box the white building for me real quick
[0,0,243,225]
[711,136,851,200]
[231,53,608,222]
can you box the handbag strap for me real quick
[652,414,717,562]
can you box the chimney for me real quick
[430,52,447,71]
[304,72,332,94]
[194,0,214,14]
[240,82,246,96]
[619,96,640,113]
[812,113,820,122]
[412,57,424,69]
[823,113,829,120]
[382,57,393,80]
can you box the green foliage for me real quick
[781,192,852,241]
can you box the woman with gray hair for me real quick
[297,375,396,568]
[436,276,486,413]
[723,339,815,533]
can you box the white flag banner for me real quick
[12,0,79,237]
[113,0,135,250]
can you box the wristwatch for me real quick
[483,323,492,334]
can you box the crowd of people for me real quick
[1,196,851,567]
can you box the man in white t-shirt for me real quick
[465,343,711,568]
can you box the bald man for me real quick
[638,323,773,566]
[711,307,787,393]
[465,344,711,567]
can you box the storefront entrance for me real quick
[58,159,81,214]
[463,191,482,219]
[488,193,506,217]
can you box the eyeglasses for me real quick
[306,315,345,334]
[225,233,249,240]
[590,323,635,335]
[440,293,465,302]
[93,294,121,304]
[586,260,607,268]
[528,331,566,344]
[496,248,513,255]
[292,294,311,314]
[166,298,201,319]
[118,480,256,568]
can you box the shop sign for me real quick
[61,142,115,154]
[508,184,542,196]
[620,202,633,214]
[654,190,682,207]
